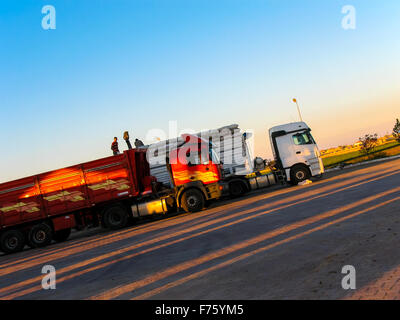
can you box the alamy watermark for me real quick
[42,265,56,290]
[342,5,356,30]
[341,265,356,290]
[144,121,255,168]
[41,5,56,30]
[40,5,356,31]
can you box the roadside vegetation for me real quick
[322,119,400,168]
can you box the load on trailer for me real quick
[0,134,223,254]
[146,124,254,188]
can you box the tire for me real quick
[290,165,311,185]
[28,223,53,248]
[103,205,129,230]
[0,229,25,254]
[229,181,247,198]
[53,228,71,242]
[181,189,205,213]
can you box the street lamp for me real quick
[292,98,303,122]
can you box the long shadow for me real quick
[2,159,398,267]
[3,183,399,300]
[1,164,399,289]
[126,195,400,300]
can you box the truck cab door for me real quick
[291,130,324,176]
[170,148,221,187]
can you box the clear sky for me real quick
[1,0,399,182]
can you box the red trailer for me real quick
[0,135,223,254]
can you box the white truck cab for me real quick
[269,122,324,184]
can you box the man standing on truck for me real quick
[111,137,120,155]
[134,138,144,148]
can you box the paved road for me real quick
[1,159,400,300]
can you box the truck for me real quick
[225,121,325,196]
[0,121,324,255]
[0,134,223,254]
[147,122,324,197]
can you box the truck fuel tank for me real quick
[247,173,276,190]
[131,198,168,217]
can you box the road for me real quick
[1,158,400,300]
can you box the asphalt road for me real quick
[1,158,400,300]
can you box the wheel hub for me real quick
[7,236,18,249]
[296,171,305,180]
[187,196,198,206]
[35,230,46,242]
[110,212,121,224]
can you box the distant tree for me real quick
[393,118,400,143]
[359,133,378,157]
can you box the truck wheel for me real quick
[53,228,71,242]
[0,229,25,254]
[229,181,247,198]
[290,165,311,185]
[103,205,129,230]
[28,223,53,248]
[181,189,205,213]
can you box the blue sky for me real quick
[1,0,399,182]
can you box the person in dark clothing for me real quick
[134,138,144,148]
[111,137,120,155]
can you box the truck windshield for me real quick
[210,149,220,164]
[292,131,315,145]
[200,148,220,165]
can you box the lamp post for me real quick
[292,98,303,122]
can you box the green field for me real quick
[322,141,400,168]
